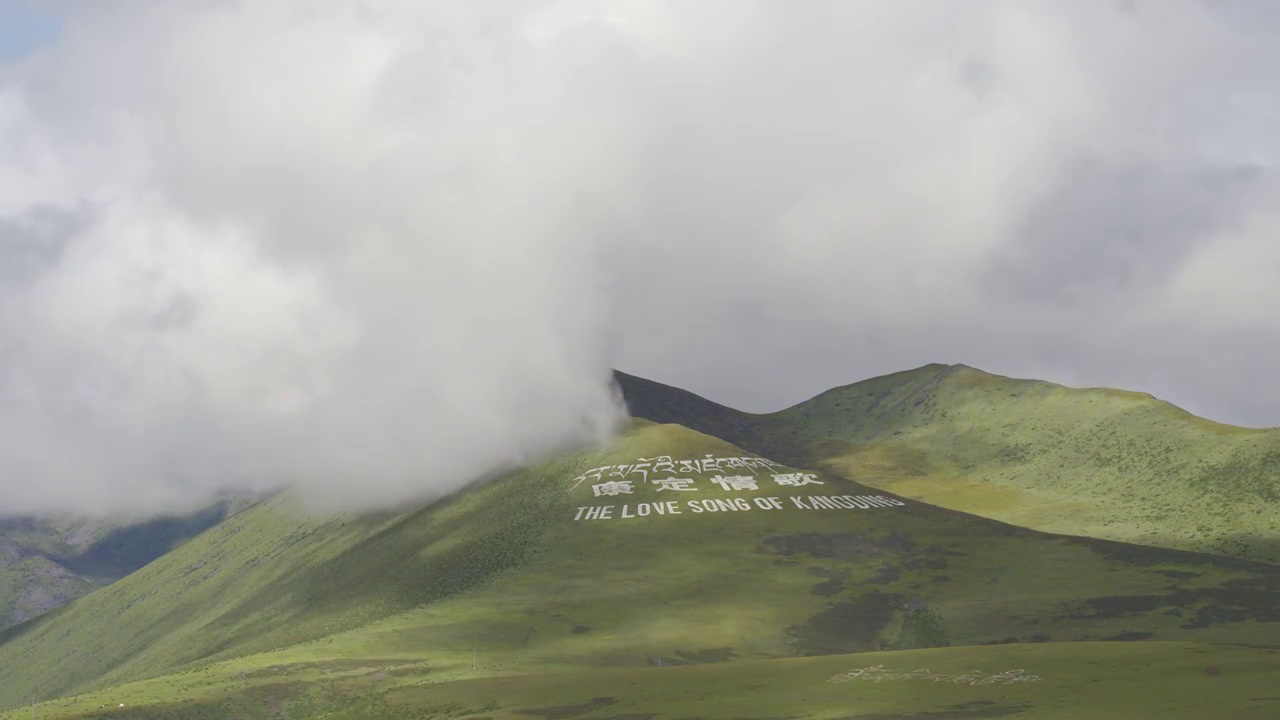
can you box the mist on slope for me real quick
[1,0,1278,517]
[0,2,640,516]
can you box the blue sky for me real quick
[0,0,61,62]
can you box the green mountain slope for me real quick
[615,365,1280,563]
[3,418,1280,715]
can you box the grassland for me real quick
[2,420,1280,717]
[616,365,1280,563]
[3,639,1278,718]
[1,366,1278,717]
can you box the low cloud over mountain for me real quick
[1,1,1277,515]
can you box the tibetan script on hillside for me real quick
[570,454,786,489]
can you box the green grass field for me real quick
[4,641,1278,719]
[1,367,1278,718]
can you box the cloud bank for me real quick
[1,0,1277,516]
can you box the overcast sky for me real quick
[1,0,1277,516]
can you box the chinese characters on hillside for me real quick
[591,471,822,497]
[567,453,906,522]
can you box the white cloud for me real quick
[0,1,634,516]
[1145,207,1280,330]
[1,0,1279,516]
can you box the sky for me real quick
[0,1,59,62]
[0,0,1277,517]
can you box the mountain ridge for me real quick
[619,361,1268,432]
[616,364,1280,563]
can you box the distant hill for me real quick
[0,496,257,630]
[0,535,92,627]
[615,364,1280,564]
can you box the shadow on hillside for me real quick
[1063,533,1280,572]
[53,503,233,580]
[1210,533,1280,566]
[0,598,69,644]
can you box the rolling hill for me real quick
[616,364,1280,564]
[0,366,1277,718]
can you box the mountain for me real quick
[0,497,257,630]
[0,367,1277,718]
[0,534,93,628]
[616,364,1280,564]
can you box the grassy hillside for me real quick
[5,641,1278,719]
[3,420,1280,716]
[616,365,1280,563]
[0,499,253,631]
